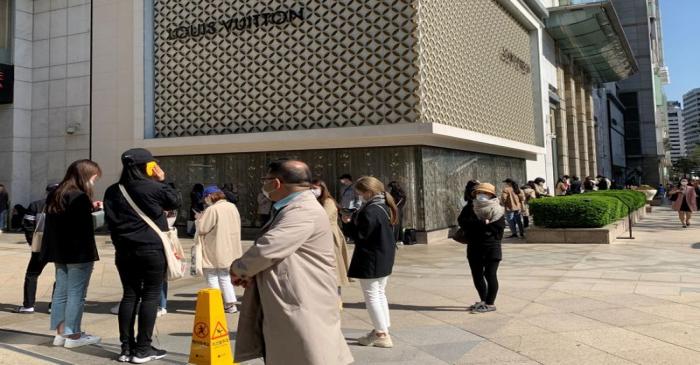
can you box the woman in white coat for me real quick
[195,186,243,313]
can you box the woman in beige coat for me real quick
[311,180,350,304]
[195,186,242,313]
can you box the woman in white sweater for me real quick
[195,186,243,313]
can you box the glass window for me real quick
[0,0,11,64]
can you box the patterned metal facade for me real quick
[153,0,418,137]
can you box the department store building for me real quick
[0,0,636,242]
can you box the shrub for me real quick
[529,190,645,228]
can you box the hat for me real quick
[473,183,497,197]
[202,185,223,197]
[121,148,157,166]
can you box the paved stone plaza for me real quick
[2,206,700,364]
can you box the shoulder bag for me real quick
[452,228,469,244]
[30,212,46,253]
[119,185,187,281]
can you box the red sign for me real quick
[211,321,228,340]
[0,63,13,104]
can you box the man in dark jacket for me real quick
[15,183,59,314]
[0,184,8,232]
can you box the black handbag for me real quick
[453,228,469,244]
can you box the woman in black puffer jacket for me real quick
[457,182,505,314]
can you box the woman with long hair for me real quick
[458,182,506,313]
[195,186,242,314]
[41,159,102,349]
[104,148,180,363]
[387,181,407,244]
[342,176,398,348]
[670,177,697,228]
[311,179,350,307]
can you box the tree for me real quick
[672,158,697,178]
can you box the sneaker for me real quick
[52,335,66,346]
[64,333,101,349]
[467,301,483,311]
[131,347,167,363]
[508,234,518,238]
[15,306,35,314]
[156,307,167,317]
[110,304,120,315]
[117,350,131,363]
[224,304,238,314]
[357,330,393,348]
[471,303,497,313]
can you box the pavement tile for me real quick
[390,325,483,346]
[576,307,671,327]
[455,341,539,364]
[615,345,700,365]
[625,321,700,347]
[633,303,700,321]
[561,327,669,353]
[522,313,610,333]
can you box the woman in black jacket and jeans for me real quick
[104,149,180,363]
[41,160,102,349]
[342,176,398,349]
[457,182,506,313]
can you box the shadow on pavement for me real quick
[343,302,467,312]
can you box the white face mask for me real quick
[476,194,491,202]
[311,188,322,198]
[681,181,688,186]
[262,183,275,201]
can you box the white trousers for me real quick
[359,277,391,333]
[203,268,237,304]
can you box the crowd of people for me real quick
[10,150,679,364]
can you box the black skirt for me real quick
[467,244,502,262]
[681,198,692,212]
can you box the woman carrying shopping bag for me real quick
[104,148,180,363]
[41,160,102,349]
[194,186,243,314]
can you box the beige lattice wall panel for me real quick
[415,0,536,145]
[153,0,418,137]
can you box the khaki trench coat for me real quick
[322,198,350,286]
[230,191,353,365]
[195,200,242,269]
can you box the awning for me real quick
[546,1,638,83]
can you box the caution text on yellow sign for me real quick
[189,288,236,365]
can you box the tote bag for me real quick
[119,185,187,281]
[30,212,46,253]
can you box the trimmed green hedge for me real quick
[529,190,646,228]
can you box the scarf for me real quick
[353,194,389,225]
[473,198,505,222]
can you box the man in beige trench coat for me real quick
[230,159,353,365]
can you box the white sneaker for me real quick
[16,306,35,314]
[64,333,101,349]
[110,304,120,315]
[52,335,66,346]
[156,307,167,317]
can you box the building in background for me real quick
[667,101,685,162]
[611,0,670,185]
[595,83,627,184]
[683,89,700,156]
[541,0,637,183]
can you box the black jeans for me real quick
[467,245,502,305]
[115,249,166,353]
[23,252,53,308]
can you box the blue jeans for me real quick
[506,211,524,236]
[0,209,7,230]
[51,262,94,335]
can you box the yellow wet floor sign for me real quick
[189,288,236,365]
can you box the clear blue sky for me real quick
[660,0,700,105]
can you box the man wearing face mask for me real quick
[230,159,353,365]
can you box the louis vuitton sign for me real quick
[166,8,305,40]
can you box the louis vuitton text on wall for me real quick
[166,8,306,40]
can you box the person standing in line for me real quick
[195,186,242,314]
[520,182,536,229]
[670,178,697,228]
[0,184,9,233]
[338,174,361,239]
[311,179,350,308]
[15,183,59,314]
[187,183,204,236]
[501,179,525,238]
[568,176,582,195]
[256,191,272,227]
[342,176,398,348]
[387,181,407,244]
[104,149,180,363]
[230,159,352,365]
[554,175,570,196]
[458,182,505,313]
[221,183,239,204]
[533,177,549,197]
[40,160,102,349]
